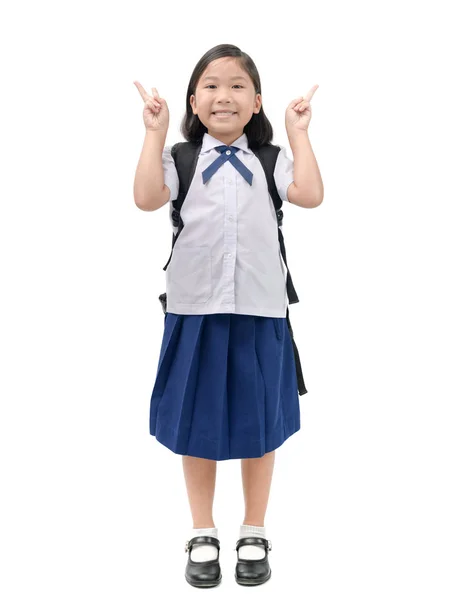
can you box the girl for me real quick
[133,43,322,588]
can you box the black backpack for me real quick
[158,141,307,397]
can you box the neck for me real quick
[208,130,244,147]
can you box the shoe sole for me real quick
[235,569,272,586]
[185,573,222,588]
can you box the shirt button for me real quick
[228,215,233,221]
[226,253,232,258]
[226,150,231,155]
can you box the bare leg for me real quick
[241,450,276,526]
[182,456,217,528]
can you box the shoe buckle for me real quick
[185,540,190,553]
[267,539,272,551]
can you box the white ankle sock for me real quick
[188,527,219,562]
[238,524,267,560]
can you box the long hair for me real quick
[180,44,273,150]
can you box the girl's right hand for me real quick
[133,82,169,133]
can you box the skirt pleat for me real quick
[149,312,303,460]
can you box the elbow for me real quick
[309,191,324,208]
[134,190,157,211]
[134,185,169,212]
[134,189,150,211]
[288,183,324,208]
[304,182,324,208]
[301,194,323,208]
[134,199,154,211]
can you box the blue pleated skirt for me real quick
[149,312,303,461]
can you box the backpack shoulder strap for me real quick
[252,144,283,225]
[170,141,202,213]
[161,141,202,272]
[253,144,299,305]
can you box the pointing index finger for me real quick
[304,84,319,102]
[133,81,151,102]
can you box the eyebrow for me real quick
[203,76,247,81]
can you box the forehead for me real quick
[200,57,250,82]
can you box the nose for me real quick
[215,88,233,103]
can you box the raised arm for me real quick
[133,83,171,211]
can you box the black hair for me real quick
[180,44,273,150]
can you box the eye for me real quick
[205,85,244,89]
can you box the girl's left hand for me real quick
[285,84,319,133]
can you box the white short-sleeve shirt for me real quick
[162,132,295,318]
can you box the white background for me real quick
[1,0,450,597]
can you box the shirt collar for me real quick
[200,132,251,155]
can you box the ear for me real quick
[190,94,197,115]
[254,93,262,114]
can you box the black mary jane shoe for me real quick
[185,535,222,588]
[235,536,272,586]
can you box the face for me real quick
[190,56,262,145]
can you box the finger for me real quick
[134,81,151,102]
[289,96,304,109]
[147,94,161,108]
[145,99,161,112]
[304,85,319,102]
[151,88,163,107]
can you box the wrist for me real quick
[287,128,309,140]
[145,128,167,137]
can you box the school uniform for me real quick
[149,132,305,461]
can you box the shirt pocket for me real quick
[168,246,212,304]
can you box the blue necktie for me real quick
[202,145,253,186]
